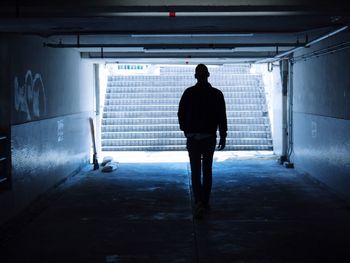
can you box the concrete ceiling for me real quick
[1,1,350,63]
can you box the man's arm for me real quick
[178,91,187,135]
[217,92,227,150]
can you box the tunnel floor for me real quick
[2,157,350,262]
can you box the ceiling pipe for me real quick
[81,53,272,62]
[257,25,349,63]
[43,42,305,49]
[292,40,350,62]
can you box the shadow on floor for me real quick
[2,159,350,263]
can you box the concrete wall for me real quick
[0,37,11,189]
[254,64,283,155]
[292,31,350,199]
[0,35,94,225]
[0,40,10,130]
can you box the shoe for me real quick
[194,202,205,219]
[203,203,211,212]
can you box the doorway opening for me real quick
[96,63,281,163]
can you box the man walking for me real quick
[178,64,227,219]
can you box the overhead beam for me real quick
[81,50,275,60]
[1,3,350,18]
[44,42,305,49]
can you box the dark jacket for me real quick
[178,82,227,138]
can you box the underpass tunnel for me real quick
[1,1,350,262]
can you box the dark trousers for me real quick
[187,136,216,205]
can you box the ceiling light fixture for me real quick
[131,33,254,38]
[107,11,306,17]
[144,48,235,53]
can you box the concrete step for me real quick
[104,97,266,106]
[106,86,262,93]
[101,145,273,151]
[107,79,261,87]
[101,138,273,147]
[102,117,271,126]
[101,131,272,140]
[103,104,266,112]
[159,66,251,74]
[108,74,261,82]
[102,111,268,119]
[101,124,271,133]
[105,91,263,99]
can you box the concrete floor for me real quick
[2,156,350,263]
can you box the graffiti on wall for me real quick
[57,119,64,142]
[14,70,47,121]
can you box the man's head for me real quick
[195,64,210,82]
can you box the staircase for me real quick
[101,65,273,151]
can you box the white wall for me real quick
[253,64,283,155]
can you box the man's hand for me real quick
[217,137,226,150]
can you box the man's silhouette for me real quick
[178,64,227,219]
